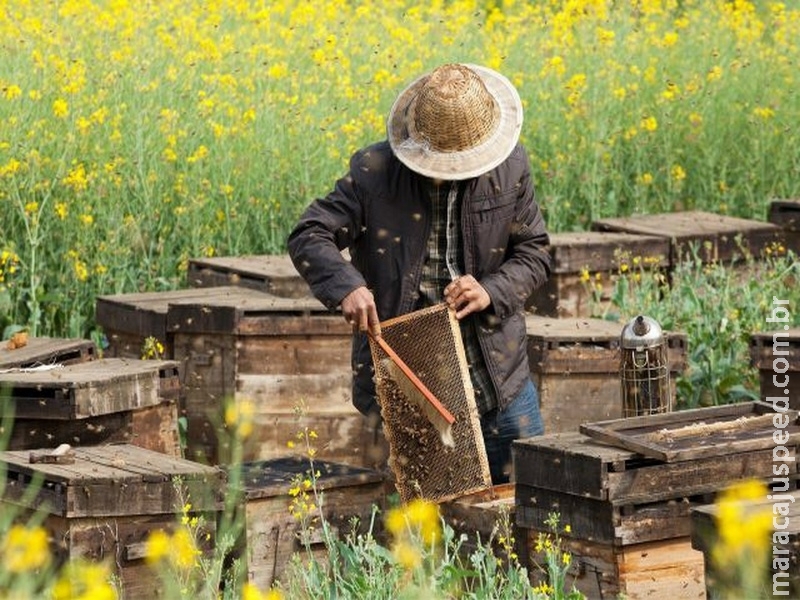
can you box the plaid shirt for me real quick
[417,180,497,415]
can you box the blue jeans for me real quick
[480,378,544,484]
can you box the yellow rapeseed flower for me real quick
[51,560,116,600]
[145,529,170,564]
[641,115,658,132]
[386,498,442,547]
[243,583,285,600]
[52,98,69,118]
[2,524,51,573]
[172,526,200,570]
[712,479,772,570]
[392,539,422,570]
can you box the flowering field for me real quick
[0,0,798,338]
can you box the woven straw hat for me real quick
[387,63,523,180]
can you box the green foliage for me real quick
[590,246,800,408]
[0,1,798,337]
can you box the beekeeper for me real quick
[288,63,552,483]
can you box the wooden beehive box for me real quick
[439,483,518,558]
[0,444,224,600]
[750,328,799,409]
[514,402,800,599]
[96,285,249,359]
[231,456,385,590]
[0,358,182,456]
[691,489,800,599]
[750,326,800,405]
[768,198,800,253]
[526,315,688,434]
[186,254,313,298]
[526,231,670,318]
[0,336,97,368]
[166,287,388,469]
[591,210,784,266]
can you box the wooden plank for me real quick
[579,401,799,462]
[0,359,166,419]
[750,328,800,368]
[545,231,670,274]
[536,373,623,434]
[166,292,345,336]
[769,199,800,230]
[526,315,624,345]
[591,210,782,265]
[605,447,789,505]
[516,484,704,546]
[0,337,97,369]
[186,254,313,298]
[513,431,797,505]
[2,444,223,518]
[236,337,351,374]
[513,432,632,500]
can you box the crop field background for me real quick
[1,2,800,598]
[0,0,798,349]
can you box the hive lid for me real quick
[579,400,800,462]
[0,358,179,419]
[236,457,384,500]
[166,288,348,336]
[0,337,96,369]
[1,444,224,518]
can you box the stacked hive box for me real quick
[0,339,181,456]
[0,336,97,369]
[526,315,688,434]
[230,457,385,589]
[438,484,518,559]
[186,254,313,298]
[97,285,389,469]
[691,489,800,599]
[768,198,800,254]
[526,231,669,318]
[750,328,799,409]
[592,210,784,268]
[514,402,799,599]
[1,444,224,600]
[96,286,248,359]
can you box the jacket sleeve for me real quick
[287,153,369,310]
[479,147,552,319]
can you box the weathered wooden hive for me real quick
[526,315,688,433]
[514,401,800,600]
[526,231,670,318]
[186,254,313,298]
[691,489,800,599]
[0,357,182,456]
[768,198,800,253]
[750,327,799,409]
[230,457,385,590]
[0,444,224,600]
[165,287,387,468]
[592,210,784,266]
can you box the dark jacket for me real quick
[287,141,551,416]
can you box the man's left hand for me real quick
[444,275,491,319]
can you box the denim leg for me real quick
[480,378,544,484]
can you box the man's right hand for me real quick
[340,286,381,337]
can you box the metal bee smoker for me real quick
[620,315,672,417]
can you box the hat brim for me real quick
[387,64,523,181]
